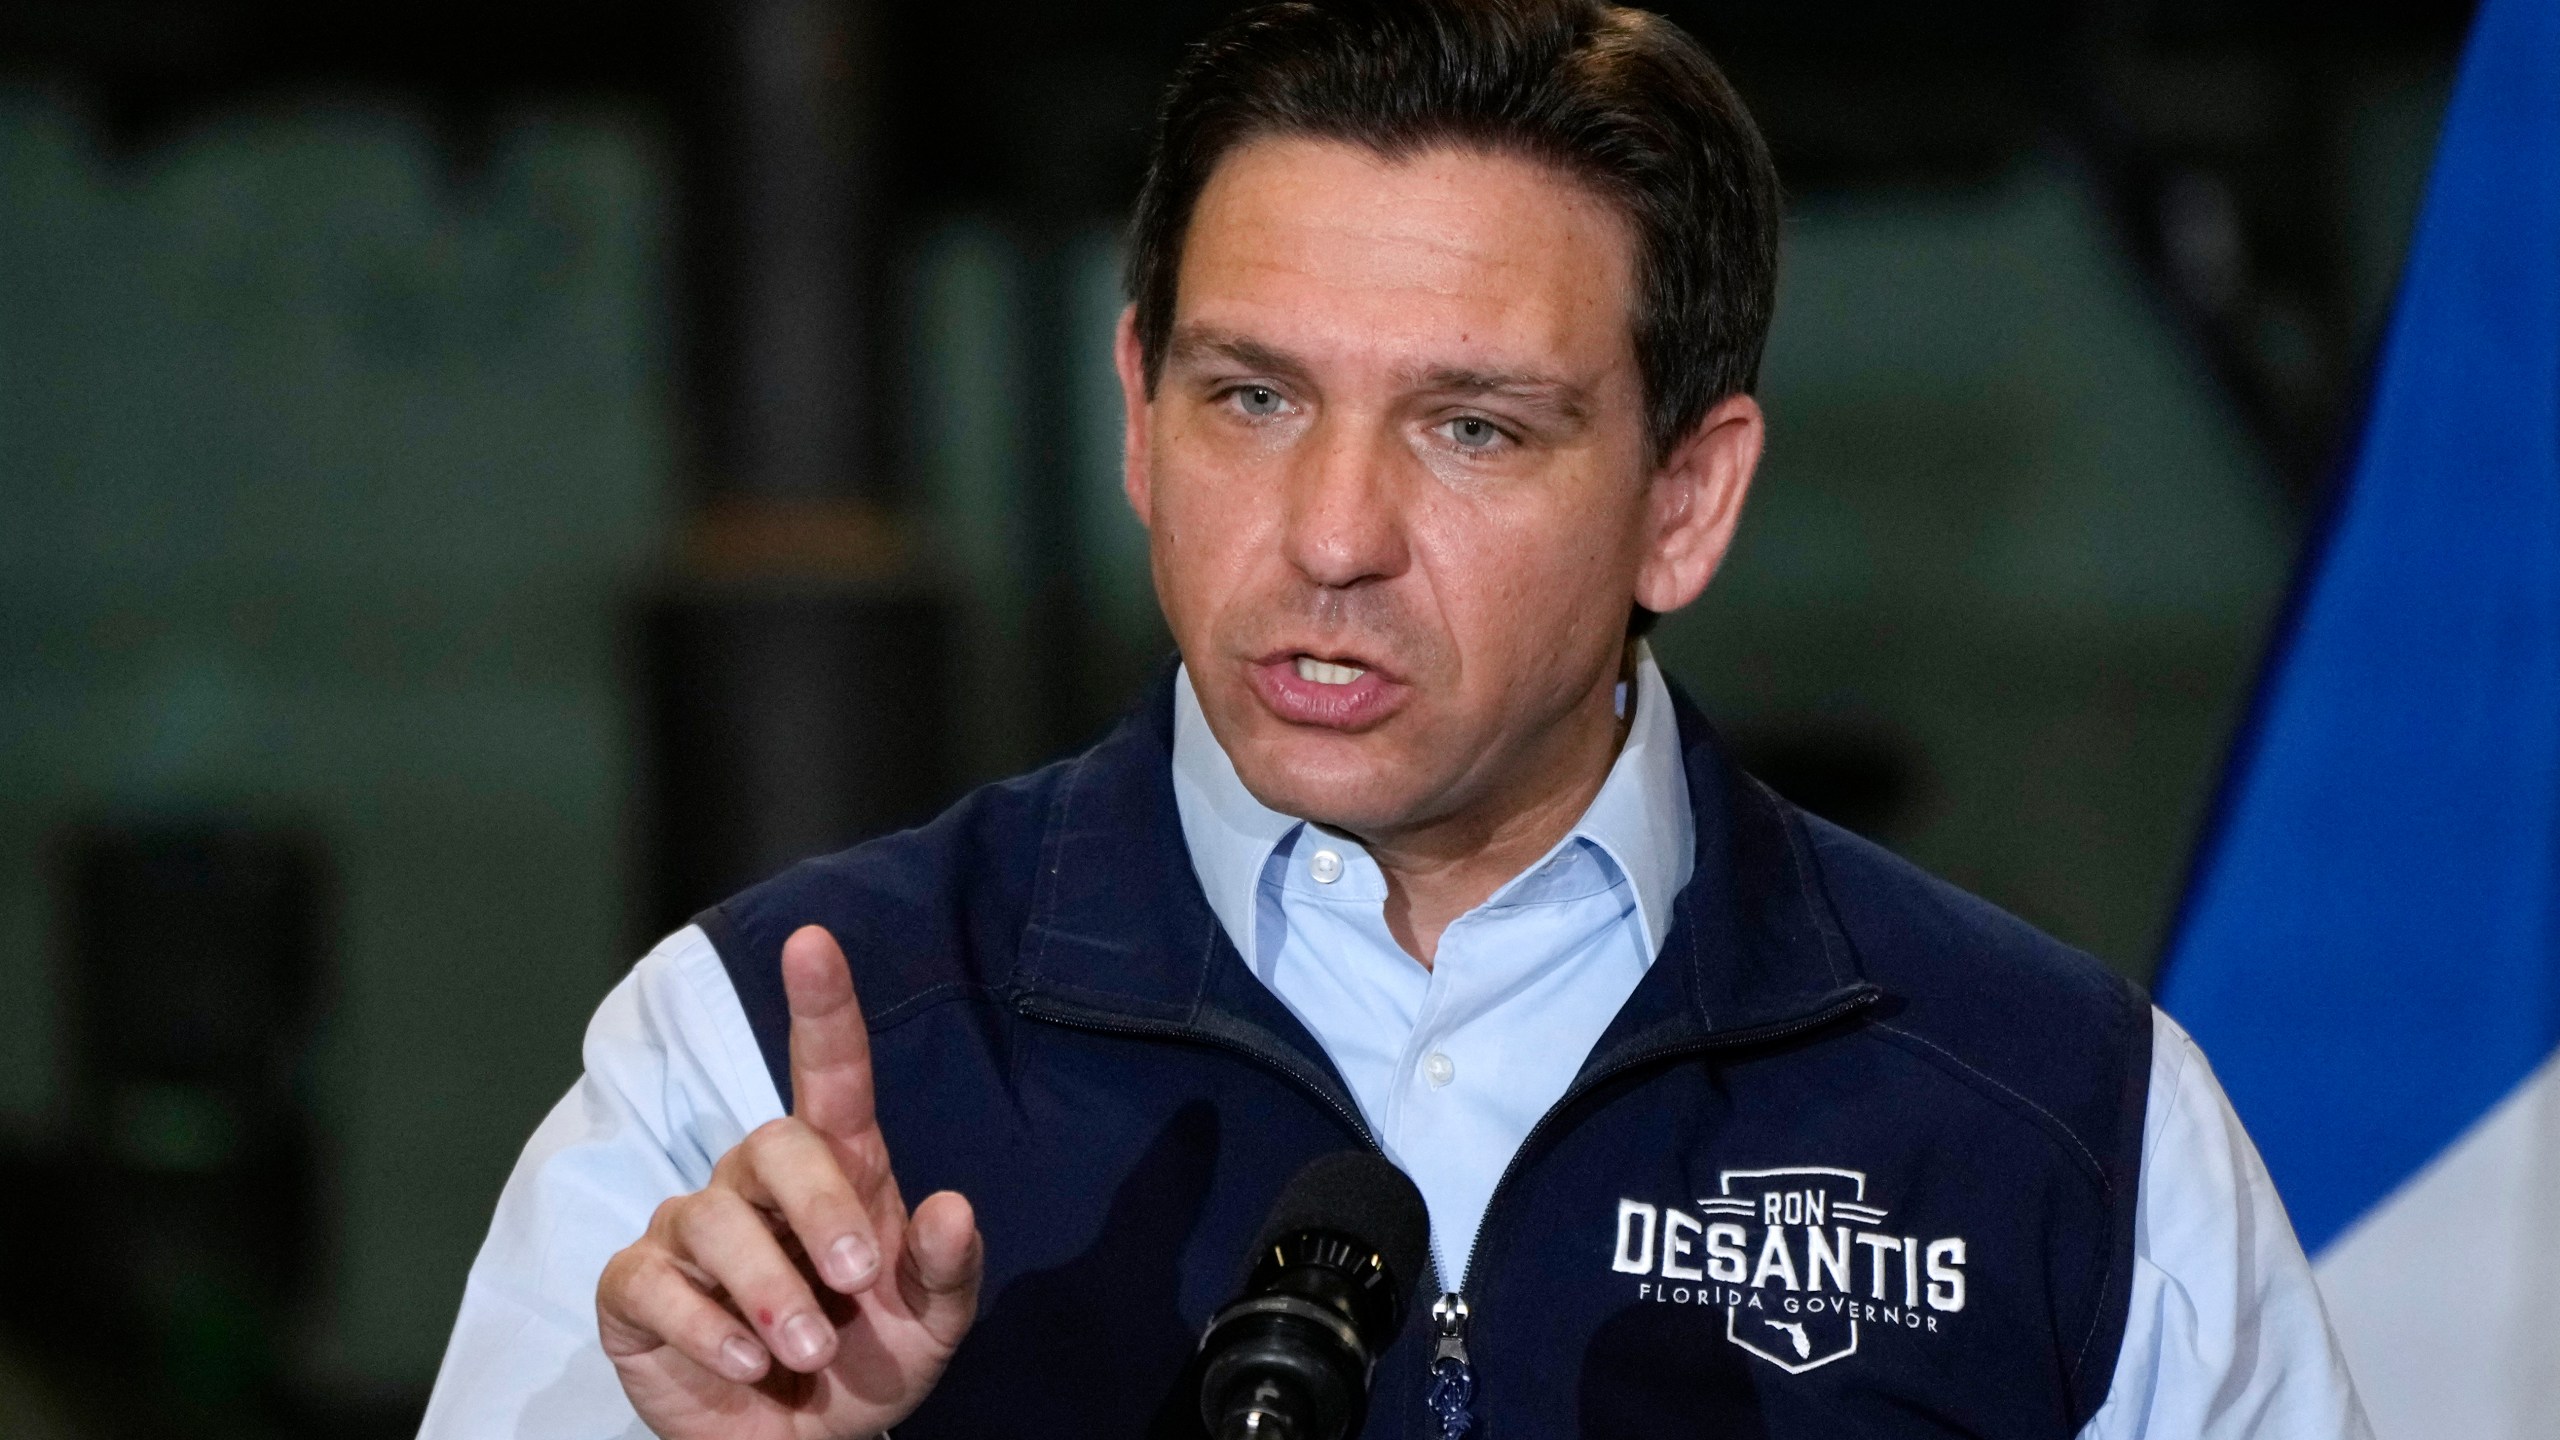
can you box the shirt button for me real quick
[1308,848,1344,884]
[1424,1052,1456,1088]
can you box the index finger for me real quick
[782,924,876,1146]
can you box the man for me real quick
[423,2,2369,1435]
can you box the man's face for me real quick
[1117,136,1757,840]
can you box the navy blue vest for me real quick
[696,672,2150,1438]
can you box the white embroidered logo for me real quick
[1610,1167,1967,1375]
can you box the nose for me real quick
[1281,414,1411,592]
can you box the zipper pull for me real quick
[1425,1292,1475,1439]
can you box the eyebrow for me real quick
[1407,365,1594,427]
[1165,327,1315,386]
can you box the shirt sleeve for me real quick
[2077,1007,2374,1440]
[416,926,785,1440]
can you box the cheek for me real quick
[1417,487,1636,666]
[1145,444,1271,608]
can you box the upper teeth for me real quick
[1295,656,1367,685]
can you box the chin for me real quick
[1229,735,1426,835]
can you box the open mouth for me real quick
[1247,648,1404,731]
[1294,656,1368,686]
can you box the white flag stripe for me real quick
[2315,1048,2560,1438]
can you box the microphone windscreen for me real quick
[1250,1151,1431,1298]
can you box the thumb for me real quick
[896,1190,983,1352]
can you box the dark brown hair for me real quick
[1125,0,1783,465]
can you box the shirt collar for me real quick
[1169,645,1695,964]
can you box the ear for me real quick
[1114,304,1156,528]
[1632,393,1764,616]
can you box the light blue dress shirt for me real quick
[418,649,2371,1438]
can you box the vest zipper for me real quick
[1424,1292,1475,1439]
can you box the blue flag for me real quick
[2156,0,2560,1430]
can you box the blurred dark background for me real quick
[0,0,2470,1433]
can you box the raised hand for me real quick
[598,925,983,1440]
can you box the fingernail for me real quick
[721,1336,765,1379]
[780,1312,831,1367]
[828,1233,878,1289]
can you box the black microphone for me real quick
[1197,1151,1431,1440]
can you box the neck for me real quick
[1360,654,1635,968]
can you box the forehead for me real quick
[1174,135,1640,381]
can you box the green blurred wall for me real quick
[0,92,672,1393]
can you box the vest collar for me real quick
[1009,664,1878,1108]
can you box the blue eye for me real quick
[1445,416,1504,450]
[1234,385,1285,417]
